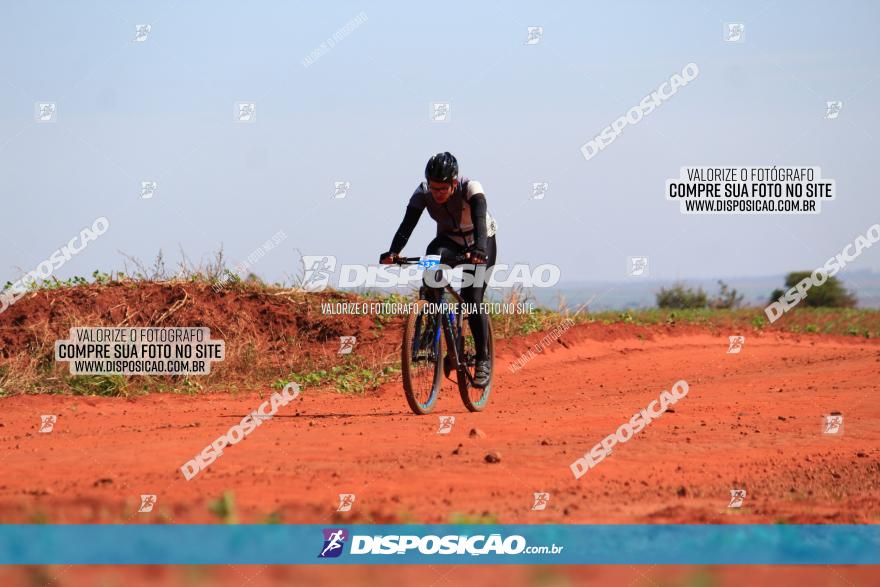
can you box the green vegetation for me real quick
[274,363,400,395]
[208,491,238,524]
[656,282,708,309]
[262,511,283,524]
[769,272,857,308]
[449,512,499,524]
[587,306,878,337]
[66,375,128,396]
[656,280,743,309]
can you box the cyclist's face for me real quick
[428,179,457,203]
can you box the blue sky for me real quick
[1,0,879,288]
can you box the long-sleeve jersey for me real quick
[389,177,497,254]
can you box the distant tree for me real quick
[710,280,744,309]
[656,282,708,309]
[769,271,857,308]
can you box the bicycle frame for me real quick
[409,285,472,379]
[399,256,480,386]
[396,254,493,413]
[438,286,474,386]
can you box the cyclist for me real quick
[379,152,498,388]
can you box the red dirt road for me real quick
[1,325,879,524]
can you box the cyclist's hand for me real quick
[466,249,487,265]
[379,251,399,265]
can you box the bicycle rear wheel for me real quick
[456,310,493,412]
[402,299,443,415]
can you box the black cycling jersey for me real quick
[389,177,497,255]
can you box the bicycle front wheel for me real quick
[401,299,444,415]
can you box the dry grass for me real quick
[0,275,401,397]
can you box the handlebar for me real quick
[392,252,478,266]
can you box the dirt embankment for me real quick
[0,282,397,393]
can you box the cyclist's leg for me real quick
[422,234,459,304]
[460,235,497,361]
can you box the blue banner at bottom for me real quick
[0,525,877,565]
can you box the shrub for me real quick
[769,272,857,308]
[710,280,744,309]
[656,282,708,309]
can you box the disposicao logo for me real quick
[318,528,348,558]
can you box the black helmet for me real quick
[425,152,458,183]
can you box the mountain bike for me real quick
[394,254,494,415]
